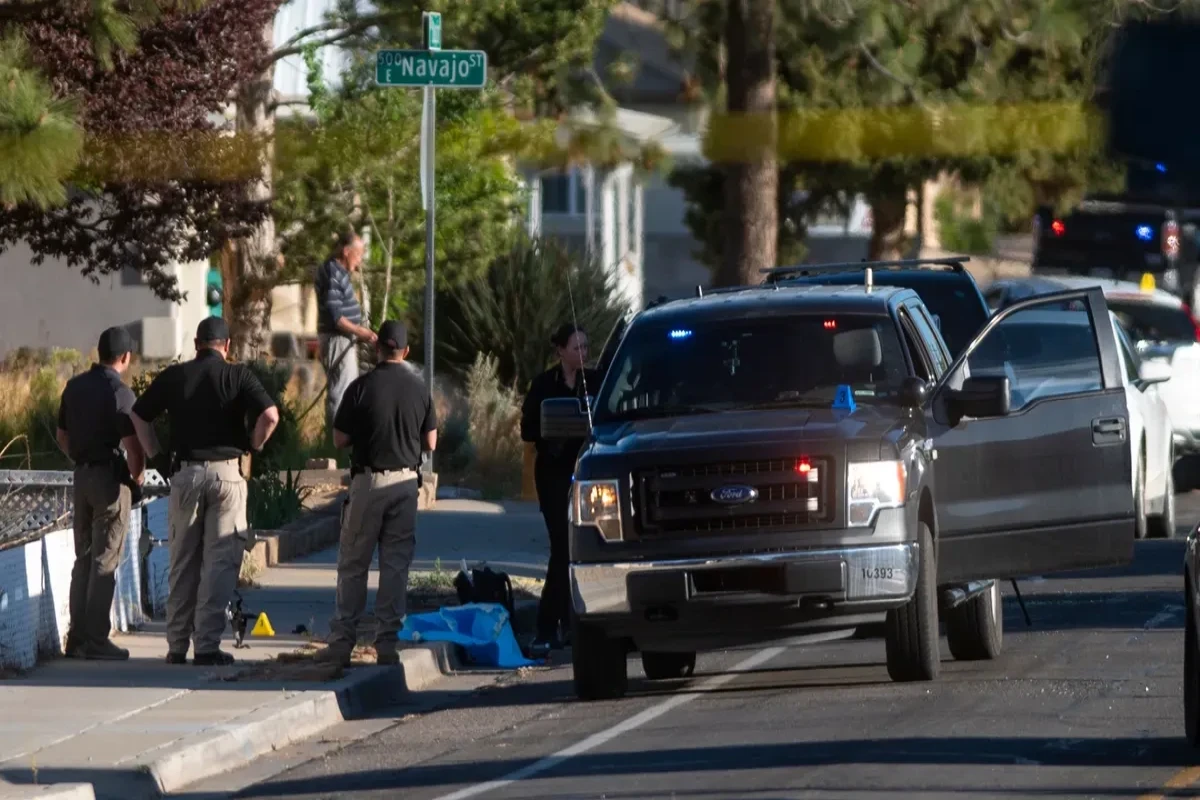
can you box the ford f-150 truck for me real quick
[541,259,1138,700]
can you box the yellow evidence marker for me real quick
[250,612,276,637]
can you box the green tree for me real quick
[434,233,628,393]
[669,0,1165,265]
[223,0,624,359]
[0,0,207,209]
[274,51,535,328]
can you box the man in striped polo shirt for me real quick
[314,227,377,438]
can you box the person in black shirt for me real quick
[55,326,146,661]
[131,317,280,666]
[317,320,437,667]
[520,323,602,654]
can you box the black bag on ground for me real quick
[454,565,516,621]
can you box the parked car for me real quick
[768,257,991,358]
[543,261,1137,700]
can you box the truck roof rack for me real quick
[762,256,971,284]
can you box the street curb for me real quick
[0,784,95,800]
[140,641,459,797]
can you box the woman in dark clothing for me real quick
[521,323,603,654]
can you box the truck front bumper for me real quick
[570,542,918,618]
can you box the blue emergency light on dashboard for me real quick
[669,328,693,340]
[1136,224,1154,242]
[832,384,856,413]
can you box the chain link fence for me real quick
[0,469,170,550]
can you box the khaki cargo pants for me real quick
[166,459,248,656]
[68,462,132,648]
[327,469,420,654]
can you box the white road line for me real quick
[430,646,786,800]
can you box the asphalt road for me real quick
[192,495,1200,800]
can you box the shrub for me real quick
[434,233,629,394]
[461,353,523,499]
[935,189,996,256]
[0,355,88,470]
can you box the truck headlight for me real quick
[847,461,907,527]
[573,479,623,541]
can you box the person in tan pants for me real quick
[131,317,280,666]
[318,320,437,666]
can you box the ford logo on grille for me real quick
[711,484,758,505]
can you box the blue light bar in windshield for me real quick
[1136,224,1153,242]
[669,329,693,340]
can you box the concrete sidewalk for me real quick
[0,499,550,800]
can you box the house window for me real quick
[541,173,571,214]
[540,169,588,215]
[121,266,143,286]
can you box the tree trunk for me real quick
[383,177,395,317]
[230,20,279,362]
[717,0,777,287]
[866,166,911,260]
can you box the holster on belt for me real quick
[112,454,143,505]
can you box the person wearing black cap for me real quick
[55,326,146,661]
[317,319,437,666]
[130,317,280,666]
[520,322,602,655]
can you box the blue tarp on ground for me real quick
[398,603,537,668]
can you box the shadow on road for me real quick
[149,734,1196,797]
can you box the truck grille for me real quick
[634,457,835,536]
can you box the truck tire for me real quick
[1186,577,1200,748]
[945,580,1004,661]
[641,651,697,680]
[572,617,628,701]
[885,522,940,682]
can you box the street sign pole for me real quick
[375,16,487,474]
[423,84,436,401]
[421,11,438,476]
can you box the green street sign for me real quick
[375,49,487,89]
[423,12,441,50]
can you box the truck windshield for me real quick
[594,314,909,422]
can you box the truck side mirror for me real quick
[541,397,593,440]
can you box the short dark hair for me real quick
[97,326,133,364]
[551,323,582,349]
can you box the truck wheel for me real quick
[885,522,940,682]
[572,617,628,701]
[1186,578,1200,747]
[945,580,1004,661]
[641,651,697,680]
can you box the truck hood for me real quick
[587,406,905,457]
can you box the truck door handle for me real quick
[1092,416,1127,445]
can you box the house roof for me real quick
[595,2,694,105]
